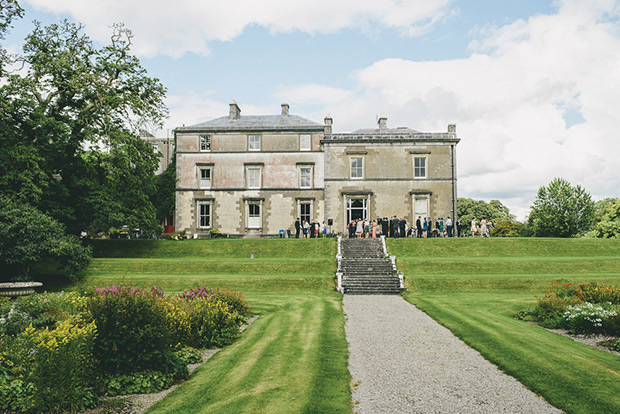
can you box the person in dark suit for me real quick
[391,216,399,238]
[416,216,422,238]
[295,218,301,238]
[381,218,388,236]
[399,218,406,238]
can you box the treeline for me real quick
[460,178,619,238]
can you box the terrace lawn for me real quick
[391,237,620,414]
[77,238,351,414]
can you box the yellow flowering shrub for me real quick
[22,318,98,412]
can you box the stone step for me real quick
[343,288,402,295]
[338,237,405,295]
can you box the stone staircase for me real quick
[336,237,406,295]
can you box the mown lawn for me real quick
[76,238,351,413]
[391,237,620,414]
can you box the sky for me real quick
[4,0,620,219]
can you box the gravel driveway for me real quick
[343,295,563,414]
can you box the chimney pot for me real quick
[281,103,290,116]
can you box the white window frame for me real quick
[245,200,263,229]
[412,195,429,220]
[414,156,427,179]
[199,167,212,189]
[299,166,312,188]
[350,156,364,179]
[197,201,212,229]
[199,135,211,152]
[247,166,262,189]
[300,135,311,151]
[248,134,261,151]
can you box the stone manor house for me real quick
[174,102,460,237]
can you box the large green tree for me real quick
[589,198,620,238]
[0,19,168,235]
[528,178,594,237]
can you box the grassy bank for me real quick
[75,238,351,413]
[391,237,620,414]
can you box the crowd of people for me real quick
[290,216,493,238]
[293,218,328,238]
[345,216,463,238]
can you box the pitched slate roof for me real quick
[176,115,323,132]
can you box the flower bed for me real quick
[517,281,620,343]
[0,286,251,413]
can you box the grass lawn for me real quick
[391,237,620,414]
[75,238,352,414]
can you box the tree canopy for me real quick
[457,198,514,235]
[589,198,620,238]
[0,17,168,235]
[528,178,594,237]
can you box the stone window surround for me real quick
[349,156,364,180]
[244,162,264,189]
[413,155,428,179]
[196,198,214,229]
[297,162,314,189]
[196,162,214,189]
[244,197,264,229]
[341,191,373,231]
[296,197,315,224]
[410,191,432,222]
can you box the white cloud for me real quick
[275,0,620,219]
[23,0,453,57]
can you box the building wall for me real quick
[323,141,456,232]
[175,129,325,236]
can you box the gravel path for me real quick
[344,295,563,414]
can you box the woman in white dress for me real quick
[471,219,477,237]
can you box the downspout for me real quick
[451,143,458,225]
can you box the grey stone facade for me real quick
[174,103,459,237]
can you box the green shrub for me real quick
[533,294,583,322]
[174,347,202,365]
[0,378,33,413]
[88,285,173,374]
[178,298,242,348]
[614,338,620,352]
[563,303,618,335]
[102,370,175,396]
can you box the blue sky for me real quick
[4,0,620,219]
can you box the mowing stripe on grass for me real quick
[409,293,620,414]
[147,295,350,414]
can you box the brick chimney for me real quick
[281,103,290,116]
[229,100,241,120]
[324,114,333,135]
[378,114,387,130]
